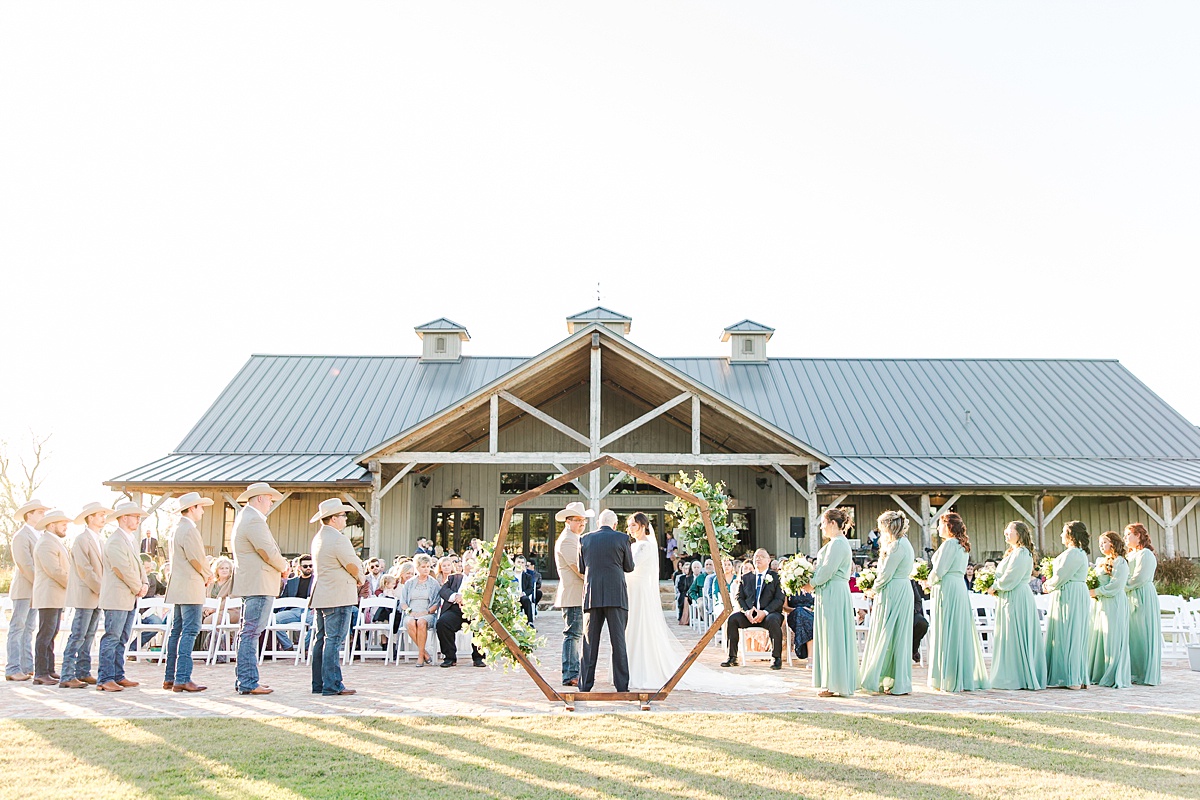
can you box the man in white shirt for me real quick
[6,499,49,681]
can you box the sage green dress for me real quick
[1126,548,1161,686]
[859,537,915,695]
[1044,546,1091,688]
[811,535,857,697]
[989,546,1046,690]
[927,538,989,692]
[1088,556,1131,688]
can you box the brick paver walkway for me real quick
[3,614,1196,719]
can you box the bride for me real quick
[624,512,789,694]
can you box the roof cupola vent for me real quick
[415,318,470,362]
[721,320,774,363]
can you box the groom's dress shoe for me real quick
[771,660,782,670]
[562,678,578,687]
[719,659,736,668]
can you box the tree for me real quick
[0,433,51,567]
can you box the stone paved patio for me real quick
[3,613,1196,719]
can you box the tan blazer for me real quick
[310,525,362,609]
[553,530,584,608]
[100,529,146,611]
[66,528,104,609]
[231,506,289,597]
[32,532,70,610]
[10,524,38,601]
[165,517,211,606]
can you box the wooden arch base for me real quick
[479,455,735,711]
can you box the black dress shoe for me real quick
[562,678,579,687]
[771,660,782,670]
[472,659,486,667]
[719,659,736,668]
[440,659,456,668]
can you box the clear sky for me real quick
[1,1,1197,515]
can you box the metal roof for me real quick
[565,306,632,322]
[414,318,470,335]
[722,320,775,334]
[108,343,1200,489]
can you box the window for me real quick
[742,337,754,354]
[499,472,577,495]
[604,471,674,495]
[435,336,446,354]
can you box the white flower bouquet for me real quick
[911,560,931,582]
[779,555,814,595]
[972,566,996,593]
[857,568,878,594]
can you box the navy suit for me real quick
[578,526,635,692]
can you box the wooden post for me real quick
[919,494,932,556]
[588,333,602,517]
[369,460,382,558]
[489,394,498,455]
[691,394,701,456]
[806,469,819,558]
[1035,491,1046,554]
[1163,495,1176,559]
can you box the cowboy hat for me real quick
[13,498,50,521]
[236,482,285,503]
[74,501,110,525]
[309,498,357,524]
[106,502,150,523]
[175,492,215,513]
[35,509,72,531]
[555,501,596,522]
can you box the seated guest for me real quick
[399,554,442,667]
[138,555,168,646]
[515,556,543,625]
[912,579,929,663]
[359,558,385,599]
[372,574,401,640]
[786,589,815,661]
[731,561,754,611]
[672,564,689,624]
[273,553,315,650]
[720,549,785,670]
[436,554,485,667]
[686,560,709,617]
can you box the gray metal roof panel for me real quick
[414,318,468,332]
[818,456,1200,490]
[108,453,370,485]
[566,306,632,322]
[722,320,775,333]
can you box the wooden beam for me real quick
[489,394,498,455]
[343,493,373,527]
[771,463,810,501]
[266,491,293,517]
[806,471,819,557]
[1169,495,1200,525]
[552,463,590,500]
[598,391,691,447]
[1042,495,1075,526]
[222,493,241,511]
[379,463,416,499]
[379,452,813,466]
[691,394,701,456]
[824,494,848,511]
[889,494,923,526]
[919,494,933,555]
[1163,495,1177,559]
[499,390,591,448]
[589,336,602,516]
[598,470,630,500]
[1001,494,1036,526]
[368,462,381,558]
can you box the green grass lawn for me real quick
[1,713,1197,799]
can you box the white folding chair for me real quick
[1159,595,1191,662]
[195,598,222,663]
[0,597,12,632]
[1185,599,1200,645]
[209,597,243,664]
[737,626,775,666]
[1034,593,1052,633]
[971,593,997,657]
[126,598,171,662]
[347,597,397,664]
[260,597,310,665]
[852,594,872,653]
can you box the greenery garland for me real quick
[460,541,543,669]
[664,470,739,558]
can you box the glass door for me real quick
[502,510,558,578]
[613,510,679,580]
[432,508,484,555]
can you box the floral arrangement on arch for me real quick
[460,541,544,669]
[664,471,739,558]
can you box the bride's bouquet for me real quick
[856,568,878,595]
[972,566,996,594]
[910,560,931,582]
[778,555,814,595]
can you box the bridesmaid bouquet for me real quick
[1086,566,1100,591]
[857,568,878,594]
[972,566,996,593]
[779,555,815,595]
[911,560,931,582]
[1039,557,1054,579]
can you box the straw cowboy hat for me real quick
[13,498,50,520]
[106,501,150,523]
[309,498,357,524]
[175,492,214,513]
[35,509,71,531]
[74,501,110,525]
[555,501,596,522]
[236,482,285,503]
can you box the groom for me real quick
[577,509,635,693]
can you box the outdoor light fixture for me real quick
[445,489,469,508]
[416,475,431,488]
[755,477,771,490]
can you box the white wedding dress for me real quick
[625,535,789,694]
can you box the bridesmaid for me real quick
[988,521,1046,690]
[1124,523,1161,686]
[927,512,989,692]
[1088,530,1132,688]
[1043,520,1091,689]
[859,511,915,695]
[807,507,857,698]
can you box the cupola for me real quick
[415,318,470,362]
[566,306,632,337]
[721,320,774,363]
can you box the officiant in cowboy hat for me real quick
[553,501,594,687]
[6,498,49,681]
[231,483,290,695]
[97,502,150,692]
[163,492,215,693]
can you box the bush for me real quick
[1156,580,1200,600]
[1155,555,1198,593]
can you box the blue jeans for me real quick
[98,609,136,685]
[561,605,583,681]
[310,606,352,695]
[235,595,273,691]
[5,598,34,676]
[61,607,101,681]
[273,608,314,650]
[163,604,203,685]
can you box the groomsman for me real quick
[31,510,71,685]
[6,499,48,681]
[97,502,150,692]
[59,502,106,688]
[162,492,215,693]
[308,498,362,696]
[553,501,592,688]
[231,482,290,695]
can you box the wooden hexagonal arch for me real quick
[478,456,734,710]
